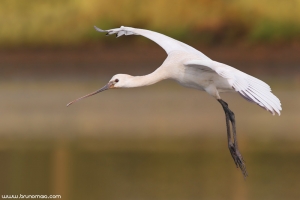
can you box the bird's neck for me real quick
[126,68,168,88]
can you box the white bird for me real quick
[68,26,282,178]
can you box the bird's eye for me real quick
[115,79,119,83]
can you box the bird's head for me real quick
[109,74,133,88]
[66,74,132,106]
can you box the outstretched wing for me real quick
[184,59,282,115]
[94,26,210,60]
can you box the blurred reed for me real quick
[1,0,300,47]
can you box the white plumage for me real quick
[68,26,282,178]
[93,25,281,115]
[184,59,281,115]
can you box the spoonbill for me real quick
[67,26,282,178]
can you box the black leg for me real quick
[218,99,248,178]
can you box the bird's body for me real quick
[68,26,282,178]
[153,51,233,93]
[122,50,232,93]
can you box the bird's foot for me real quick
[229,142,248,178]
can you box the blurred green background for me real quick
[1,0,300,200]
[1,0,300,47]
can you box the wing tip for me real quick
[258,104,281,116]
[269,101,282,116]
[94,26,106,32]
[238,90,282,116]
[275,106,282,116]
[271,109,281,116]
